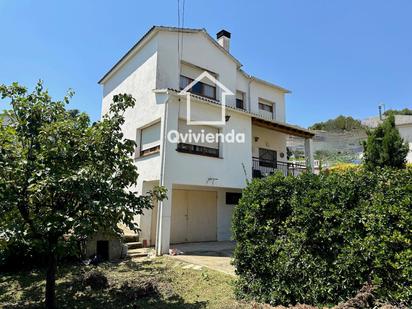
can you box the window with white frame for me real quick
[258,99,275,119]
[139,122,161,156]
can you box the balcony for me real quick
[252,157,307,178]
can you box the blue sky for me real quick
[1,0,411,127]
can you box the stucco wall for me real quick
[252,125,288,160]
[85,232,125,260]
[101,34,164,193]
[163,96,253,189]
[156,30,286,123]
[173,184,242,241]
[156,31,238,108]
[398,124,412,163]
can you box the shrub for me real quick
[0,237,78,271]
[0,238,48,271]
[363,114,409,170]
[232,168,412,306]
[327,162,361,173]
[81,270,109,290]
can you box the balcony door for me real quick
[259,148,277,168]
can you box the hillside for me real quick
[288,115,367,167]
[309,115,364,132]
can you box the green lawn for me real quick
[0,257,251,308]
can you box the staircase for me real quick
[123,234,149,258]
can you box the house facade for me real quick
[99,26,314,255]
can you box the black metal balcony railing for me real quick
[252,157,307,178]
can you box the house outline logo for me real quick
[179,71,234,126]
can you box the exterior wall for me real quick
[138,180,160,246]
[252,125,288,160]
[249,81,286,122]
[100,35,164,234]
[156,30,286,122]
[156,31,238,108]
[398,124,412,163]
[163,96,253,188]
[173,184,242,241]
[85,233,125,260]
[236,73,251,110]
[99,27,294,254]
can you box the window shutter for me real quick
[141,122,161,151]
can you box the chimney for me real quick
[217,29,231,52]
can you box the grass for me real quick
[0,257,250,308]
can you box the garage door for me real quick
[171,189,217,244]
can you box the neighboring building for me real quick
[362,115,412,163]
[99,26,314,255]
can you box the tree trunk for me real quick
[45,245,57,309]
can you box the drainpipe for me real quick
[155,92,170,256]
[247,79,252,112]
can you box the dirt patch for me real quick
[80,270,109,290]
[115,278,159,300]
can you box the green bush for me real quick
[232,168,412,306]
[0,237,79,271]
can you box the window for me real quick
[258,148,277,168]
[176,120,220,158]
[140,122,161,157]
[179,75,192,90]
[177,143,219,158]
[236,91,245,109]
[259,102,273,113]
[203,83,216,98]
[226,192,242,205]
[179,75,217,100]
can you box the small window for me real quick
[180,75,192,90]
[177,143,219,158]
[226,192,242,205]
[259,102,273,113]
[236,91,245,109]
[140,122,161,157]
[203,84,216,99]
[179,75,217,100]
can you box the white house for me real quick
[363,115,412,163]
[99,26,314,255]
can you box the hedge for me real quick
[232,168,412,306]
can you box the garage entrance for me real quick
[171,189,217,244]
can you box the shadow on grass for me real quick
[1,259,207,309]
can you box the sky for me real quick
[0,0,411,128]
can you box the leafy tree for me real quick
[363,114,409,170]
[0,81,166,308]
[384,108,412,116]
[310,115,364,132]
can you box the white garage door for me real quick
[171,189,217,244]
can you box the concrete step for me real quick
[128,248,149,258]
[126,241,143,249]
[123,234,139,243]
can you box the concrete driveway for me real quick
[169,241,236,275]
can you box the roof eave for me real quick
[154,88,313,138]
